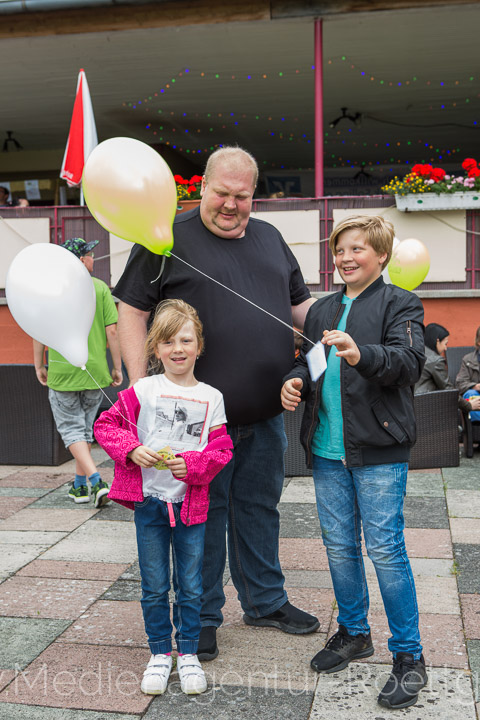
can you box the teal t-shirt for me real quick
[311,295,355,460]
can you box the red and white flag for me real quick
[60,69,98,187]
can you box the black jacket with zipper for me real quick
[283,276,425,468]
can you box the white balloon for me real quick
[6,243,95,367]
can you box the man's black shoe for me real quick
[378,653,427,709]
[197,626,218,661]
[310,624,374,673]
[243,601,319,635]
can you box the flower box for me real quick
[395,191,480,212]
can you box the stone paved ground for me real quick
[0,446,478,719]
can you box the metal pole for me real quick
[314,18,324,197]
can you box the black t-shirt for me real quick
[114,207,310,425]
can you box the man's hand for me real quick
[473,383,480,392]
[281,378,303,411]
[110,368,123,387]
[322,329,361,366]
[35,366,48,386]
[128,445,161,468]
[165,456,188,479]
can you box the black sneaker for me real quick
[243,601,319,635]
[197,626,218,661]
[310,624,374,673]
[378,653,427,709]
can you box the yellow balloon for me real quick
[387,237,430,291]
[82,137,177,255]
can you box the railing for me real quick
[1,198,479,294]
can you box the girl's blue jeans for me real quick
[134,496,205,655]
[312,455,422,659]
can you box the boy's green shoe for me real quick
[68,484,90,504]
[91,480,110,508]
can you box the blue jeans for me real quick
[463,389,480,421]
[312,456,422,659]
[201,414,288,626]
[134,496,205,655]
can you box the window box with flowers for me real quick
[175,174,202,215]
[382,159,480,212]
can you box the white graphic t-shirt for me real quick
[134,374,227,502]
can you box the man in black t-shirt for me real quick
[114,147,318,660]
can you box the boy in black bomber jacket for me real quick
[282,215,426,710]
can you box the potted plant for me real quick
[175,174,203,214]
[382,158,480,211]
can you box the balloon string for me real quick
[168,251,316,348]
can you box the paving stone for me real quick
[279,538,329,570]
[0,643,152,714]
[0,706,139,720]
[41,520,138,564]
[0,617,70,669]
[403,496,449,528]
[17,560,130,581]
[454,544,480,593]
[0,472,71,489]
[450,518,480,544]
[352,611,468,669]
[0,530,66,545]
[59,600,148,648]
[460,594,480,639]
[282,570,333,588]
[0,544,52,577]
[101,580,142,602]
[0,577,112,619]
[280,477,316,503]
[30,483,87,509]
[403,528,453,558]
[98,458,115,469]
[0,507,98,531]
[447,489,480,518]
[406,471,445,497]
[0,466,27,479]
[0,497,36,519]
[443,461,480,489]
[279,504,321,538]
[309,663,477,719]
[365,574,460,615]
[467,639,480,701]
[363,555,455,578]
[143,684,314,719]
[119,561,141,581]
[0,672,14,693]
[91,502,134,522]
[0,487,49,498]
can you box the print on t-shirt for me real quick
[155,395,209,448]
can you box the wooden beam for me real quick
[0,1,270,39]
[272,0,480,17]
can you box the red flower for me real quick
[411,164,424,176]
[174,175,187,184]
[468,167,480,178]
[412,164,433,178]
[187,185,198,193]
[462,158,478,172]
[189,175,203,184]
[430,167,446,182]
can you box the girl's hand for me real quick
[322,329,360,366]
[165,456,188,479]
[128,445,161,468]
[281,378,303,411]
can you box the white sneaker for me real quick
[140,653,172,695]
[177,654,207,694]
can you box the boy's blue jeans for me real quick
[134,496,205,655]
[312,455,422,659]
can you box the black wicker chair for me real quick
[409,389,459,469]
[446,345,480,458]
[0,364,71,465]
[284,389,459,474]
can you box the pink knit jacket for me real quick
[93,386,233,526]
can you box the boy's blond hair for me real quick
[145,299,204,374]
[329,215,394,270]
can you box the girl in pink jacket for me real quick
[94,299,232,697]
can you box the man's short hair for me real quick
[0,186,9,196]
[204,146,259,189]
[329,215,394,270]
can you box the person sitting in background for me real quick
[415,322,480,413]
[456,326,480,421]
[0,185,29,207]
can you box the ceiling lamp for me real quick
[329,107,361,129]
[3,131,23,152]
